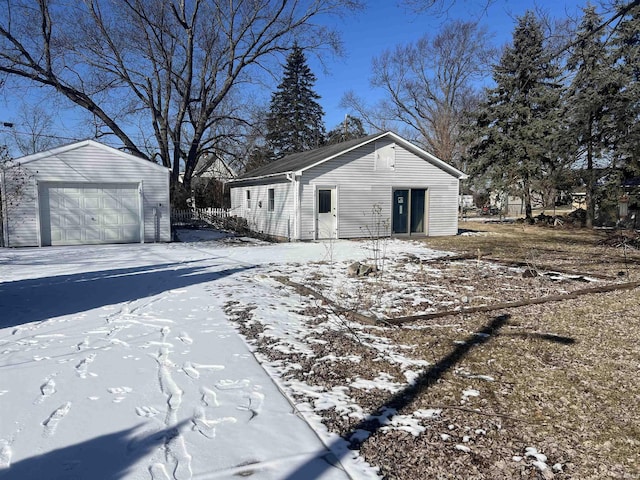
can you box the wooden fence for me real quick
[171,207,230,224]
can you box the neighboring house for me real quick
[179,155,237,184]
[192,155,237,182]
[1,139,170,247]
[178,155,236,208]
[228,131,467,241]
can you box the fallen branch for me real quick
[272,276,378,325]
[482,257,617,280]
[388,280,640,325]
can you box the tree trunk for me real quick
[586,117,595,229]
[523,174,534,223]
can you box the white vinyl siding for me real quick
[230,181,293,239]
[2,141,170,247]
[299,138,459,239]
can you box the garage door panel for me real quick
[42,183,141,246]
[63,213,82,227]
[63,196,81,209]
[103,214,120,225]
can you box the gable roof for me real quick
[231,131,466,182]
[15,139,169,173]
[193,155,236,179]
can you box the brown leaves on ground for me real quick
[230,224,640,479]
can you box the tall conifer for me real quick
[265,46,326,158]
[566,6,617,228]
[467,11,563,221]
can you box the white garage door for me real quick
[41,183,141,246]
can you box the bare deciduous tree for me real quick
[342,20,494,168]
[0,0,362,197]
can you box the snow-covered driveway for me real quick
[0,237,378,480]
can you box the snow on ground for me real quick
[0,231,446,480]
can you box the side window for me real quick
[268,188,275,212]
[246,190,251,209]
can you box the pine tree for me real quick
[467,11,563,221]
[610,3,640,181]
[566,6,617,228]
[325,115,367,145]
[265,46,325,158]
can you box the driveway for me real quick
[0,237,377,480]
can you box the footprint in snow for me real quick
[191,408,237,439]
[42,402,72,437]
[215,379,250,390]
[182,362,200,379]
[107,386,133,403]
[35,377,57,404]
[165,433,192,480]
[149,463,171,480]
[0,440,12,468]
[75,354,97,379]
[238,391,265,420]
[135,406,161,418]
[200,387,219,407]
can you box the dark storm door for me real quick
[392,189,409,234]
[410,189,426,234]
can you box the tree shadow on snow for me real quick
[0,261,254,328]
[0,421,189,480]
[283,313,575,480]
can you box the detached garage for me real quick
[1,140,170,247]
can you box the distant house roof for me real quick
[193,155,236,179]
[231,131,467,183]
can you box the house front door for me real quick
[316,187,337,239]
[392,189,409,234]
[393,188,427,235]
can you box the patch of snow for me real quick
[462,388,480,403]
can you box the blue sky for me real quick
[313,0,585,129]
[0,0,586,151]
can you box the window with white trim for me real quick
[268,188,275,212]
[246,190,251,209]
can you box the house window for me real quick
[268,188,275,212]
[374,141,396,171]
[318,189,332,214]
[246,190,251,209]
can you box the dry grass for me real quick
[231,224,640,479]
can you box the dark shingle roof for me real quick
[235,133,383,180]
[230,131,467,183]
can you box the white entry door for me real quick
[40,183,141,246]
[316,187,337,239]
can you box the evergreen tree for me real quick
[265,46,326,158]
[610,3,640,181]
[467,11,563,221]
[566,6,617,228]
[325,115,367,145]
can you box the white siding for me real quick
[299,138,459,240]
[2,142,170,247]
[230,181,293,239]
[2,168,39,247]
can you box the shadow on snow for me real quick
[0,260,254,328]
[0,421,190,480]
[283,313,576,480]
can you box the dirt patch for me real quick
[230,224,640,479]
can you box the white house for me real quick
[1,140,171,247]
[228,131,467,241]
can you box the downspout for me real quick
[286,172,297,241]
[0,169,6,247]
